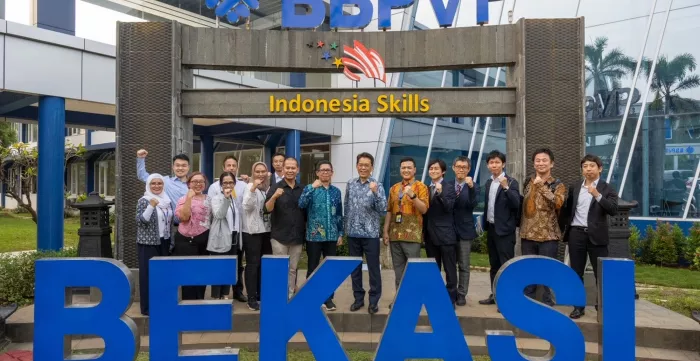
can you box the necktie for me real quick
[456,184,462,196]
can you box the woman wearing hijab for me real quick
[174,171,211,300]
[206,171,244,299]
[135,173,172,316]
[241,161,272,311]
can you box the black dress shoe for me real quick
[479,295,496,305]
[570,307,585,319]
[350,301,365,312]
[368,304,379,314]
[456,295,467,306]
[233,293,248,303]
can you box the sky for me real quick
[5,0,700,99]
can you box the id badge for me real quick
[263,213,270,223]
[395,212,403,224]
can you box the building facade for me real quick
[1,0,699,241]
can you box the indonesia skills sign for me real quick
[269,93,430,115]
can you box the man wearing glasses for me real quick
[298,160,344,311]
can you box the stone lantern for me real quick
[73,192,114,258]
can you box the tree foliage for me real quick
[0,122,17,148]
[0,140,85,223]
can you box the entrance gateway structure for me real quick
[115,19,585,268]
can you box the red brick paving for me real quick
[0,351,32,361]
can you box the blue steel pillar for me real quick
[288,72,305,179]
[285,130,301,173]
[200,135,214,185]
[21,123,27,143]
[86,157,95,194]
[38,96,66,251]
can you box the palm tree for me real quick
[645,53,700,117]
[644,53,700,211]
[585,37,637,117]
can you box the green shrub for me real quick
[686,223,700,265]
[472,231,487,253]
[693,246,700,271]
[629,225,641,260]
[671,224,688,264]
[0,248,77,306]
[650,222,678,266]
[640,225,657,264]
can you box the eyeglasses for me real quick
[190,180,205,185]
[317,169,333,173]
[222,181,235,185]
[454,166,469,170]
[357,164,372,169]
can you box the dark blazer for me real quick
[424,179,457,246]
[450,179,479,241]
[482,175,521,236]
[563,179,619,245]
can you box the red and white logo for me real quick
[341,40,386,84]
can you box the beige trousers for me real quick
[271,238,303,298]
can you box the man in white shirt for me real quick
[207,155,250,303]
[562,154,618,319]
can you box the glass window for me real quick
[580,0,700,218]
[70,162,86,195]
[95,160,116,197]
[238,149,263,178]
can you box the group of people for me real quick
[133,146,619,321]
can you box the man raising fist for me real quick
[450,156,479,306]
[265,157,305,300]
[345,153,387,314]
[298,160,344,311]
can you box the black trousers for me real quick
[521,239,559,304]
[137,239,167,315]
[425,240,458,303]
[173,230,209,300]
[348,237,382,305]
[244,232,267,302]
[306,241,337,301]
[568,226,608,307]
[209,247,235,299]
[486,223,516,291]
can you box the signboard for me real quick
[280,0,499,29]
[665,144,700,156]
[33,256,635,361]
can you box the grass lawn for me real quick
[638,286,700,318]
[131,350,492,361]
[0,211,80,253]
[636,264,700,289]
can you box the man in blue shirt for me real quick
[136,149,190,251]
[344,153,387,314]
[299,160,344,311]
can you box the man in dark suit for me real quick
[424,159,458,306]
[563,154,619,319]
[270,152,286,185]
[450,156,479,306]
[479,150,521,306]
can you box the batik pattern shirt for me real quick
[520,176,567,242]
[344,177,388,238]
[298,184,344,242]
[387,179,429,243]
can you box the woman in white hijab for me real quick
[135,173,172,315]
